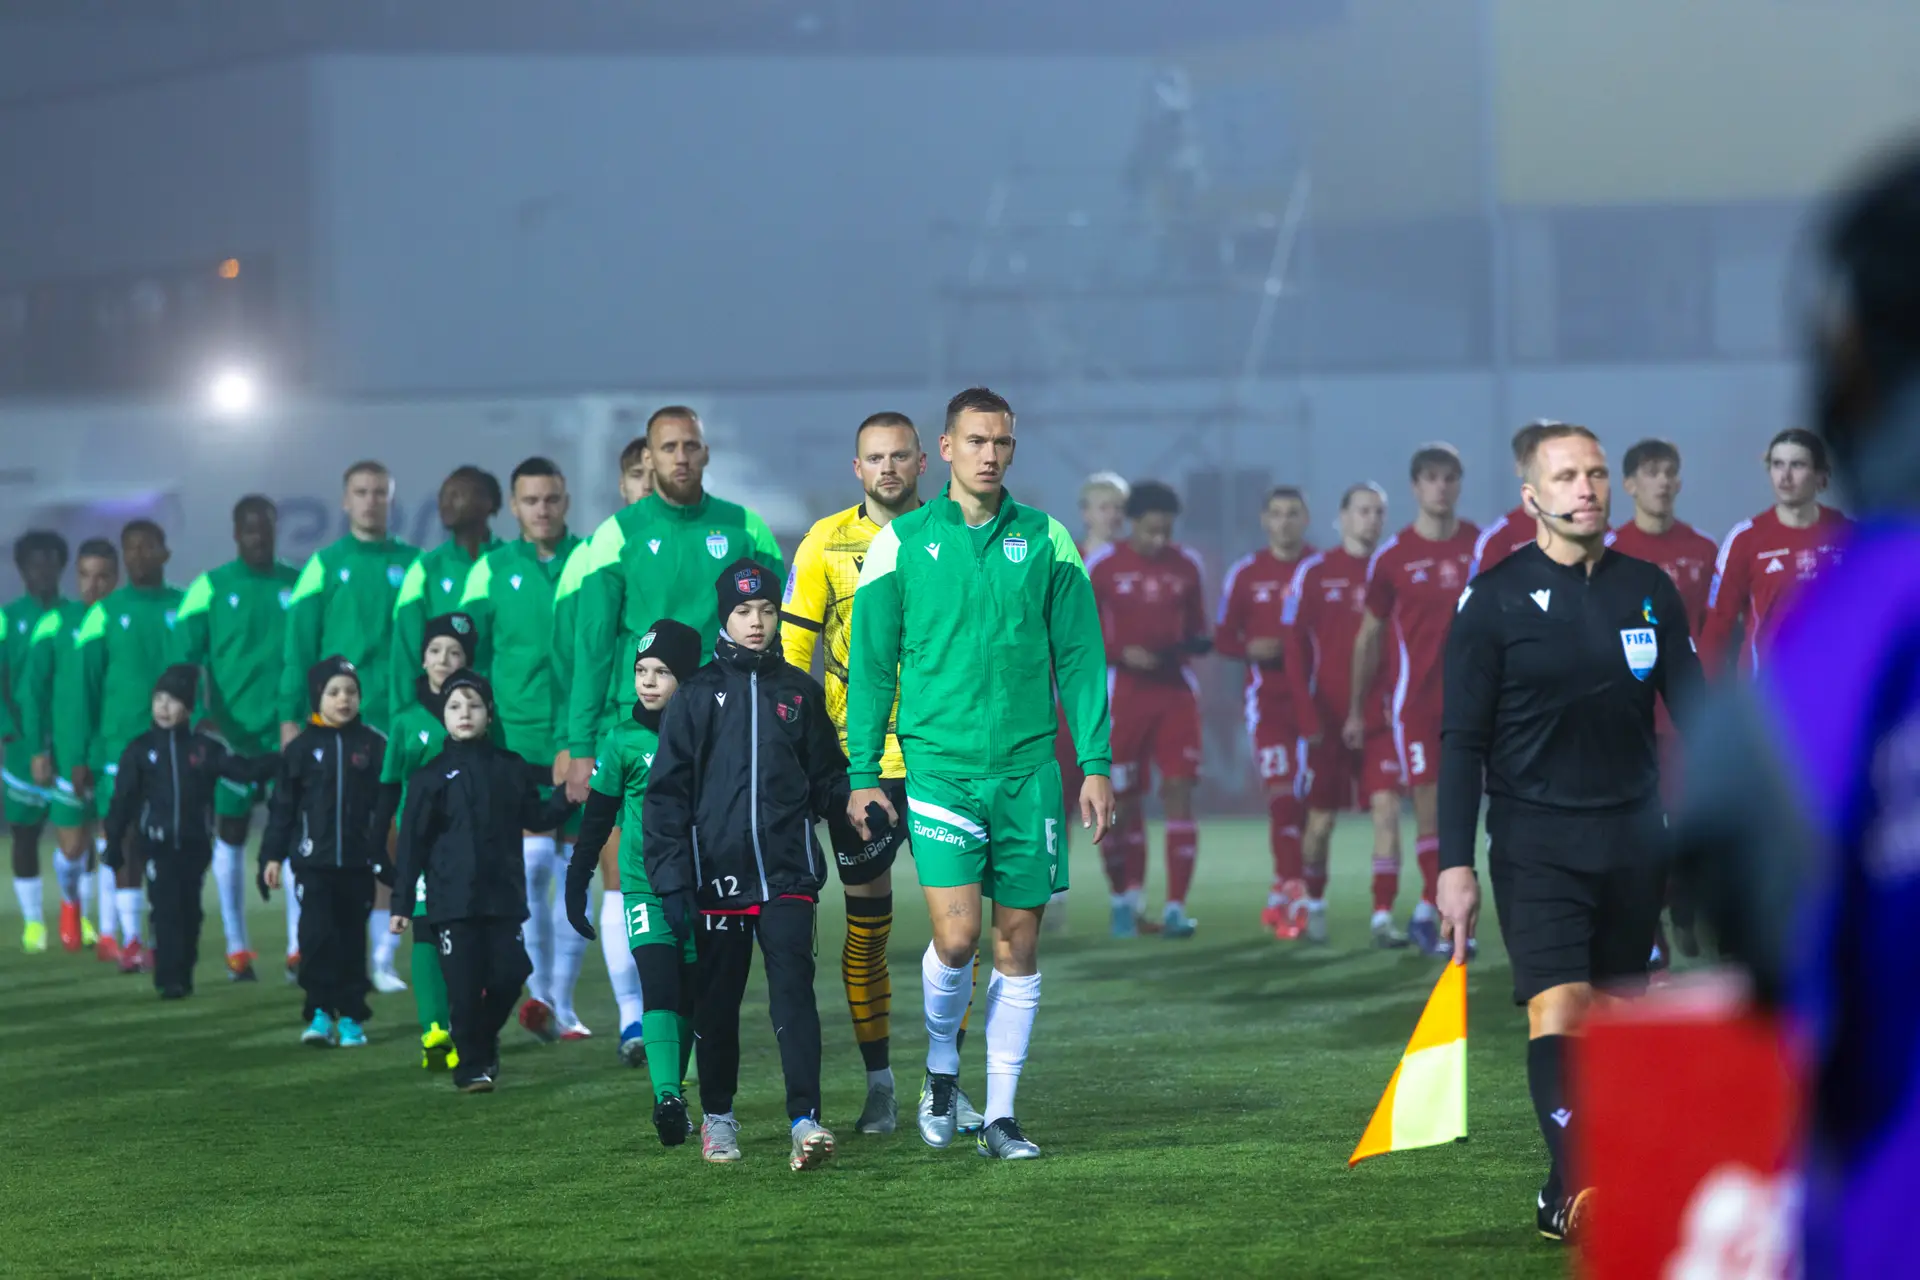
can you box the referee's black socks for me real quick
[1526,1035,1572,1200]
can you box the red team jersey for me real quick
[1363,522,1478,782]
[1216,548,1317,736]
[1282,546,1394,731]
[1086,541,1210,684]
[1470,503,1538,576]
[1699,505,1853,673]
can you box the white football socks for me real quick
[95,860,118,942]
[13,877,42,926]
[115,888,144,945]
[601,890,643,1029]
[549,843,588,1022]
[983,969,1041,1125]
[53,851,84,904]
[212,838,248,956]
[284,865,301,956]
[521,835,557,1007]
[922,943,973,1076]
[369,908,398,971]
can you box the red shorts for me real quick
[1110,675,1203,797]
[1304,733,1403,810]
[1392,705,1440,788]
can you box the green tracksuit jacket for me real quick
[590,714,660,894]
[279,534,419,731]
[1,594,58,748]
[845,486,1110,790]
[20,601,91,770]
[78,583,185,768]
[566,491,783,756]
[170,559,300,752]
[549,541,591,757]
[458,532,581,764]
[391,535,501,715]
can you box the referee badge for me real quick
[1619,627,1658,681]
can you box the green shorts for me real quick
[48,774,93,828]
[3,739,48,825]
[905,761,1067,910]
[623,890,695,961]
[212,729,276,818]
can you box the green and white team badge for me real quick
[453,615,471,635]
[1002,534,1028,564]
[279,588,293,608]
[387,565,406,587]
[706,531,730,559]
[638,629,657,653]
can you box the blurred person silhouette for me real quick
[1674,137,1920,1275]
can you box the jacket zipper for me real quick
[334,732,344,868]
[972,519,999,773]
[167,729,181,851]
[748,671,769,901]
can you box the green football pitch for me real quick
[0,818,1569,1279]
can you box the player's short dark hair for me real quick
[232,494,276,524]
[1265,485,1307,508]
[618,436,650,472]
[646,405,702,441]
[444,465,503,514]
[510,456,565,489]
[1340,481,1387,509]
[944,387,1015,434]
[76,538,117,565]
[342,459,389,487]
[122,518,166,546]
[1621,439,1681,478]
[13,529,68,569]
[1519,424,1601,479]
[1125,480,1181,520]
[1408,443,1463,481]
[1766,427,1830,474]
[855,412,919,449]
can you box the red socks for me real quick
[1165,820,1197,905]
[1103,812,1149,897]
[1267,793,1304,888]
[1371,855,1399,915]
[1304,865,1328,901]
[1416,835,1440,905]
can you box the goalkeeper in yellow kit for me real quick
[779,412,984,1137]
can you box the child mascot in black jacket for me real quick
[643,558,852,1170]
[392,670,577,1092]
[101,664,276,998]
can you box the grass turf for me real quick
[0,818,1568,1279]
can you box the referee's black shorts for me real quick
[823,778,908,888]
[1487,804,1668,1006]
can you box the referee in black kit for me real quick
[1434,422,1703,1244]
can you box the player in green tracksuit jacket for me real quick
[391,466,502,718]
[168,497,299,977]
[278,461,420,738]
[563,619,705,1145]
[4,530,70,953]
[564,410,783,777]
[843,389,1113,1161]
[75,521,184,962]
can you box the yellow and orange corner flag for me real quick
[1349,961,1468,1166]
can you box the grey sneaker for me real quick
[856,1082,897,1134]
[789,1117,836,1171]
[1305,905,1330,945]
[917,1072,959,1149]
[1371,915,1410,949]
[701,1113,743,1163]
[955,1084,985,1134]
[975,1116,1042,1160]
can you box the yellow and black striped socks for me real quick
[843,893,893,1073]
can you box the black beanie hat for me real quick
[442,669,495,712]
[307,656,360,713]
[153,663,199,712]
[422,611,477,663]
[635,618,704,682]
[716,557,780,622]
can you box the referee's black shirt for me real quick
[1437,543,1703,873]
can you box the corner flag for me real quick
[1349,961,1468,1166]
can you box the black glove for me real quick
[663,888,698,938]
[102,842,123,872]
[565,848,597,941]
[371,859,395,890]
[256,865,272,902]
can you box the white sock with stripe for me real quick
[13,877,43,926]
[54,851,84,904]
[95,863,119,942]
[115,888,144,945]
